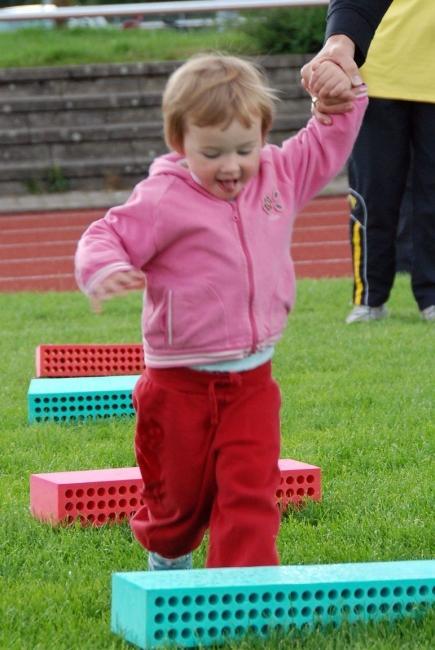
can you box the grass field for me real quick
[0,276,433,649]
[0,26,256,68]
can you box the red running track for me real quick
[0,196,351,292]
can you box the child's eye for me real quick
[203,152,220,159]
[238,150,252,156]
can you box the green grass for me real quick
[0,275,433,649]
[0,26,256,68]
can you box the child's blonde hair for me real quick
[162,53,278,152]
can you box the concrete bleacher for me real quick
[0,54,313,196]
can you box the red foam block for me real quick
[35,343,145,377]
[277,458,321,509]
[30,459,321,526]
[30,467,143,526]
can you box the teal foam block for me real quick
[111,560,434,649]
[27,374,140,423]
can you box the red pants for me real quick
[130,362,281,568]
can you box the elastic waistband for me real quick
[145,361,272,392]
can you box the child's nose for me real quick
[221,153,239,173]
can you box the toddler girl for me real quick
[75,53,367,569]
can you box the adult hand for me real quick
[89,269,146,314]
[301,34,362,99]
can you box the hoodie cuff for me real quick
[78,262,134,296]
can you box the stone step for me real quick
[0,156,153,194]
[0,115,310,169]
[0,91,162,129]
[0,112,309,146]
[0,88,309,130]
[0,55,314,194]
[0,55,310,98]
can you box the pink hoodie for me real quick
[75,95,367,367]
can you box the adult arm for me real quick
[325,0,394,66]
[302,0,393,100]
[302,0,393,121]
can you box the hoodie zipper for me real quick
[232,203,258,352]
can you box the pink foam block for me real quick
[35,343,145,378]
[30,459,321,526]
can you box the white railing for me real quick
[0,1,328,23]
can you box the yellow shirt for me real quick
[361,0,435,103]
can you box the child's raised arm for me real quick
[266,90,368,213]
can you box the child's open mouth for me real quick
[217,179,240,194]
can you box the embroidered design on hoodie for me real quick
[262,190,283,219]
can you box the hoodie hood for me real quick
[149,151,190,181]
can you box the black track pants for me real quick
[348,98,435,310]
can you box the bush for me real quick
[241,8,327,55]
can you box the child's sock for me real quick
[148,551,192,571]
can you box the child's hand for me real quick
[89,269,146,314]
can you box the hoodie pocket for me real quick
[266,265,295,337]
[168,285,229,350]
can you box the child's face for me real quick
[181,117,263,200]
